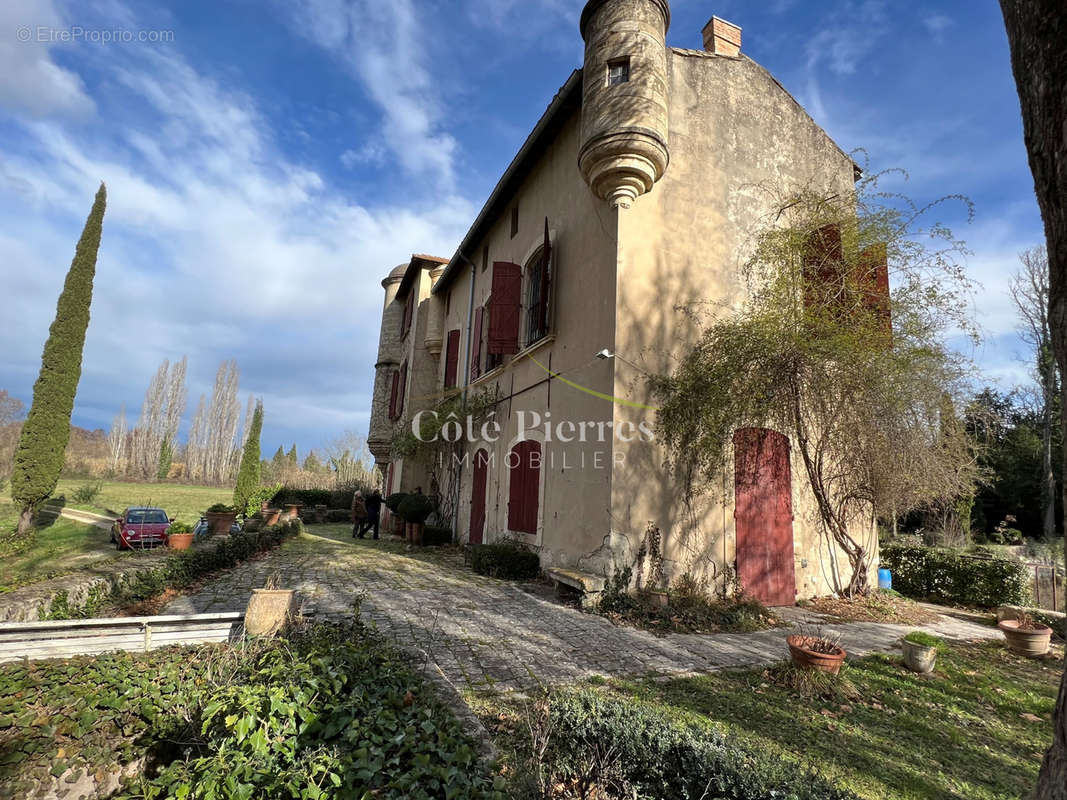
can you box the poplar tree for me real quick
[233,399,263,514]
[11,184,106,538]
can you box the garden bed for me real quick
[802,590,939,625]
[471,640,1063,800]
[0,619,503,800]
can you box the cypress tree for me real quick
[271,445,285,467]
[11,184,106,537]
[302,452,322,472]
[156,437,173,481]
[287,444,298,467]
[233,400,263,514]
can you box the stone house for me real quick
[366,0,879,604]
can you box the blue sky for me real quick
[0,0,1045,455]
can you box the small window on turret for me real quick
[607,58,630,86]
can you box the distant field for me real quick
[50,480,233,525]
[0,481,234,592]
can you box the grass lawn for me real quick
[0,481,231,593]
[49,479,232,524]
[563,641,1063,800]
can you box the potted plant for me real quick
[167,520,195,551]
[261,508,282,526]
[786,628,847,675]
[901,631,943,673]
[384,492,408,534]
[244,572,296,637]
[999,614,1053,657]
[397,493,435,546]
[205,503,238,535]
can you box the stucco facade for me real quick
[366,1,878,604]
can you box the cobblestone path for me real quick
[163,527,1000,693]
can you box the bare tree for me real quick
[1012,247,1058,539]
[186,395,209,482]
[0,390,24,428]
[998,1,1067,795]
[106,405,127,475]
[162,355,188,463]
[130,360,169,479]
[204,361,240,485]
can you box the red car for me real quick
[111,507,173,550]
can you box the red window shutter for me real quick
[523,441,541,532]
[488,262,522,355]
[508,441,541,534]
[857,243,892,341]
[388,370,400,420]
[470,307,484,382]
[401,290,415,338]
[444,330,460,388]
[508,443,526,532]
[398,362,407,416]
[802,223,844,310]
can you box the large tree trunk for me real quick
[998,1,1067,796]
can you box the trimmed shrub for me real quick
[535,688,858,799]
[384,492,409,513]
[422,526,453,547]
[325,508,351,523]
[71,482,103,505]
[470,541,540,580]
[397,493,434,524]
[881,543,1031,608]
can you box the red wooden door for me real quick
[470,449,489,545]
[733,428,796,607]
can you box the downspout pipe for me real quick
[452,252,478,538]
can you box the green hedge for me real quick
[880,543,1032,608]
[536,688,857,800]
[469,542,540,581]
[42,520,305,620]
[0,620,503,800]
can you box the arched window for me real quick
[508,440,542,534]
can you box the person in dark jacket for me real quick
[362,490,382,540]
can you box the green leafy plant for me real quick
[384,492,409,513]
[903,630,946,650]
[881,543,1032,608]
[232,399,263,514]
[71,481,103,505]
[206,503,237,514]
[167,521,193,535]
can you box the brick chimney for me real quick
[702,16,742,56]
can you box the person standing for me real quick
[351,491,368,539]
[363,490,382,540]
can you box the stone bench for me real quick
[546,568,606,610]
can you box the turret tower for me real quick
[578,0,671,209]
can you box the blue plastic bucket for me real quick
[878,568,892,591]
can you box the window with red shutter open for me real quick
[444,330,460,388]
[388,370,400,420]
[488,262,522,355]
[508,440,541,534]
[397,361,407,417]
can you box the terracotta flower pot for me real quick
[787,635,847,675]
[168,532,194,551]
[284,503,302,520]
[262,508,281,526]
[244,589,296,637]
[206,511,237,535]
[901,640,937,674]
[998,619,1053,658]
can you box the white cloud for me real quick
[0,0,95,117]
[284,0,459,187]
[340,141,386,168]
[923,14,953,41]
[804,1,887,76]
[0,1,475,445]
